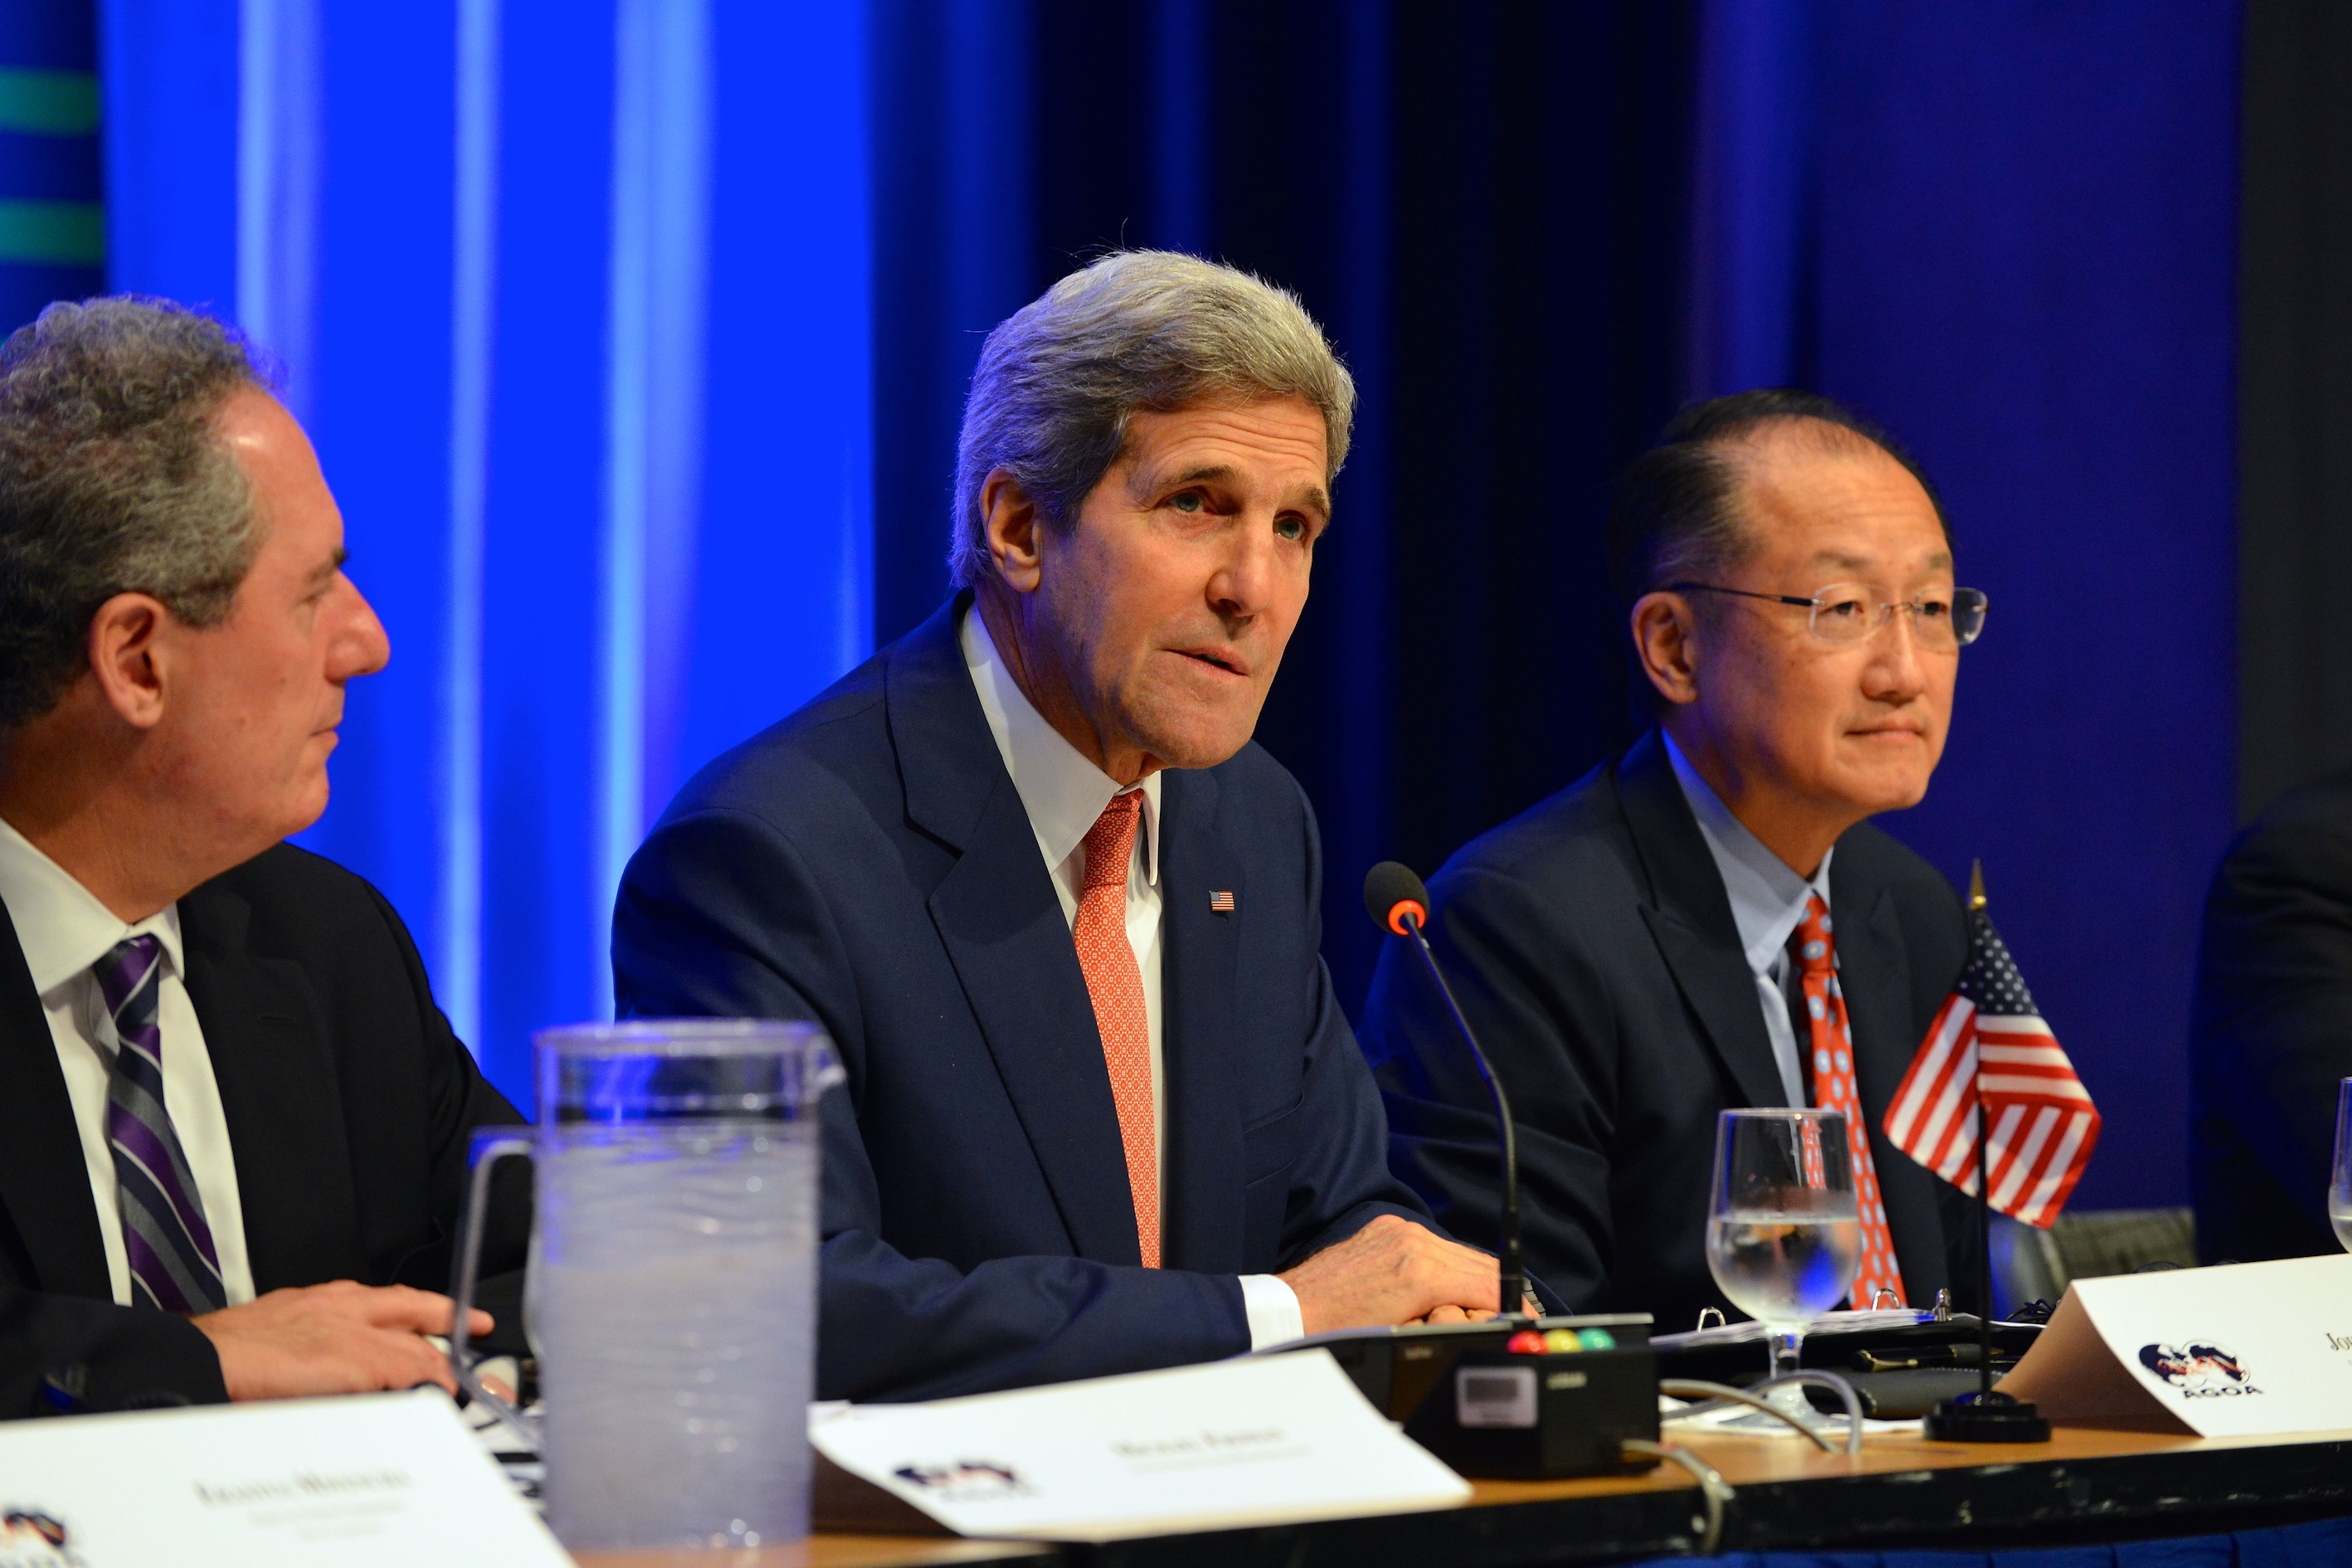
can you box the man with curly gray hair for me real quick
[0,298,529,1418]
[617,251,1508,1402]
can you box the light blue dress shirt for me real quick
[1662,733,1834,1109]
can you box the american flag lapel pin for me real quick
[1209,890,1235,913]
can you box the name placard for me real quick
[2000,1254,2352,1437]
[0,1388,568,1568]
[811,1349,1470,1541]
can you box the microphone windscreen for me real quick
[1363,860,1431,936]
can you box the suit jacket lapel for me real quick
[1826,869,1949,1291]
[1617,733,1790,1110]
[178,877,365,1291]
[895,596,1144,1265]
[0,894,111,1298]
[1157,767,1244,1274]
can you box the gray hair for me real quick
[948,251,1356,588]
[0,297,269,728]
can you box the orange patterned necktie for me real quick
[1792,894,1906,1308]
[1074,790,1158,1267]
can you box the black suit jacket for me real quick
[0,843,530,1417]
[1361,731,1974,1333]
[2190,767,2352,1262]
[611,594,1428,1403]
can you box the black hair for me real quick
[1602,387,1949,612]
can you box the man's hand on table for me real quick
[1417,1293,1545,1326]
[192,1281,492,1401]
[1278,1214,1505,1335]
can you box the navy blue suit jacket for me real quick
[611,596,1426,1402]
[1362,732,1974,1335]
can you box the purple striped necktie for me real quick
[94,934,225,1314]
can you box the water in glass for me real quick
[1705,1108,1861,1415]
[1706,1210,1863,1324]
[535,1122,817,1549]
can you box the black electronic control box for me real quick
[1273,1314,1659,1479]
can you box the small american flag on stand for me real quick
[1882,863,2099,1229]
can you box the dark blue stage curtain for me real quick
[0,2,103,334]
[99,0,871,1103]
[871,0,2238,1209]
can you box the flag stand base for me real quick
[1925,1389,2051,1443]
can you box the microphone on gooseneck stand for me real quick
[1363,861,1531,1323]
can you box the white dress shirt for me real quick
[1663,733,1834,1109]
[961,606,1304,1348]
[0,815,256,1308]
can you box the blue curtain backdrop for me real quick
[85,0,871,1103]
[14,0,2238,1208]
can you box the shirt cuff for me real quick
[1238,1273,1306,1350]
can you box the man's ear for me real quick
[84,592,173,730]
[980,469,1045,594]
[1629,591,1703,709]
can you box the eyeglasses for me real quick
[1668,582,1988,649]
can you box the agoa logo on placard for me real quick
[0,1509,85,1568]
[2138,1341,2263,1399]
[889,1460,1035,1502]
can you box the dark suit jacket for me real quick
[611,594,1428,1403]
[0,843,530,1418]
[2190,767,2352,1262]
[1361,730,1975,1334]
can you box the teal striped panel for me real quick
[0,202,105,265]
[0,70,100,138]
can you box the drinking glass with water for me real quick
[449,1018,841,1553]
[2331,1078,2352,1253]
[1704,1108,1862,1414]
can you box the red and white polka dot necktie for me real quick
[1073,791,1158,1267]
[1792,894,1906,1308]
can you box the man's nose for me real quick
[1862,606,1929,698]
[1208,518,1278,619]
[329,577,392,680]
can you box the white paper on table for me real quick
[0,1388,570,1568]
[1999,1254,2352,1437]
[1658,1395,1921,1439]
[810,1349,1470,1541]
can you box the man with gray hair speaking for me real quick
[616,251,1501,1400]
[0,299,528,1418]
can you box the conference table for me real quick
[572,1419,2352,1566]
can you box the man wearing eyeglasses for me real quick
[1361,389,1986,1333]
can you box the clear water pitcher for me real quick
[448,1018,840,1552]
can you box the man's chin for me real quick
[1832,766,1936,817]
[278,772,334,841]
[1130,709,1259,772]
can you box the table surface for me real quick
[570,1420,2352,1567]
